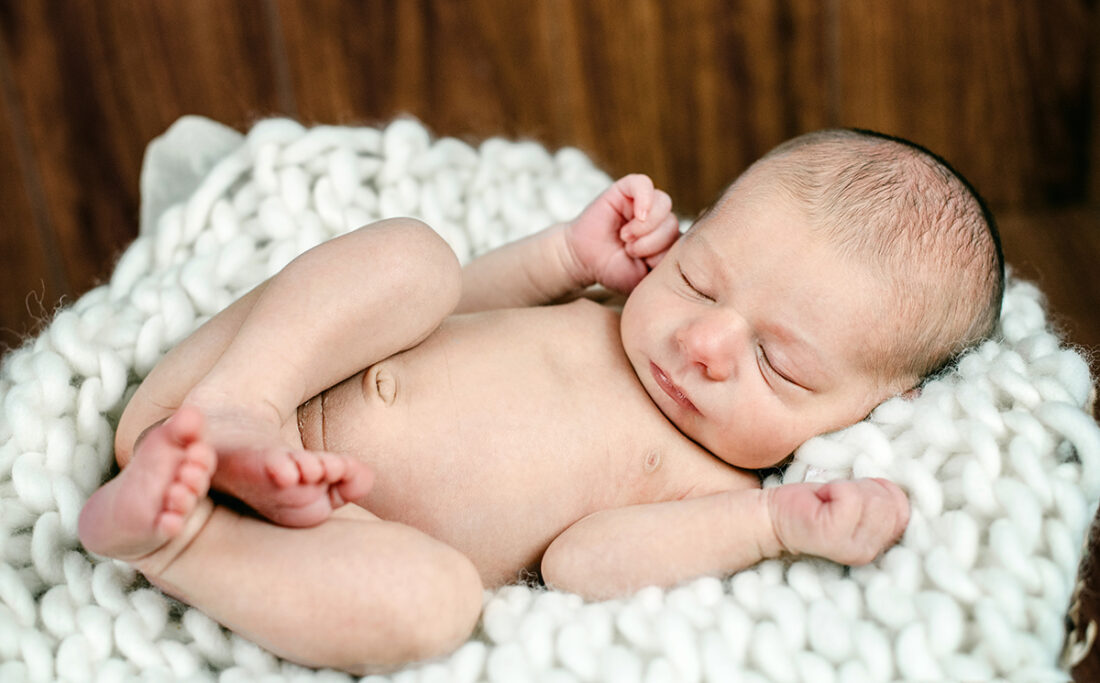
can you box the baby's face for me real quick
[620,183,912,469]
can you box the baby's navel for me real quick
[643,450,662,474]
[374,368,397,405]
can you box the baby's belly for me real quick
[297,314,681,585]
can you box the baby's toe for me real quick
[154,510,185,538]
[177,462,211,496]
[336,463,374,504]
[264,455,301,487]
[184,440,216,470]
[164,482,197,514]
[290,451,325,484]
[317,453,348,483]
[167,406,205,447]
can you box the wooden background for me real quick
[0,0,1098,677]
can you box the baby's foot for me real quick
[78,406,215,561]
[196,409,374,528]
[765,478,910,566]
[213,444,375,528]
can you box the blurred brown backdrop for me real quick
[0,0,1098,676]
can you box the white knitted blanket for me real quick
[1,116,1097,682]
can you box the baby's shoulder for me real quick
[677,456,764,499]
[555,295,622,327]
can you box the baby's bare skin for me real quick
[301,299,758,585]
[80,170,913,673]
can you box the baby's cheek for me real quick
[738,415,805,470]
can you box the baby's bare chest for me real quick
[303,303,741,581]
[319,305,692,507]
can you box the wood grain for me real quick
[556,0,831,213]
[0,0,286,337]
[999,208,1100,355]
[1091,3,1100,205]
[278,0,829,215]
[836,0,1092,208]
[0,31,58,349]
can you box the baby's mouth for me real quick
[650,362,699,413]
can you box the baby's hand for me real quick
[565,174,680,294]
[765,478,909,565]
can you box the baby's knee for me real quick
[374,217,460,275]
[340,543,483,675]
[408,549,482,659]
[368,217,462,314]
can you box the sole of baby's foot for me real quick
[213,446,374,528]
[78,406,215,561]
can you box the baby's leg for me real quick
[184,217,461,428]
[113,217,460,525]
[80,409,483,674]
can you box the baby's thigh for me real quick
[280,410,308,451]
[331,503,380,522]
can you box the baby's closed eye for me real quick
[678,265,714,302]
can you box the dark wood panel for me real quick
[1091,4,1100,205]
[278,0,829,216]
[0,39,59,349]
[836,0,1092,209]
[998,207,1100,356]
[558,0,830,214]
[280,0,563,141]
[0,0,286,334]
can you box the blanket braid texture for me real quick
[1,115,1097,683]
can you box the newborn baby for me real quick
[79,128,1004,674]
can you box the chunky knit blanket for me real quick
[1,116,1097,682]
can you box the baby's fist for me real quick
[566,174,680,294]
[765,478,909,565]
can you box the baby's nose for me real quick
[676,314,744,381]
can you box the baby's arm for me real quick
[456,175,680,313]
[541,479,909,600]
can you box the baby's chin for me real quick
[668,420,793,472]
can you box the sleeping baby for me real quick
[78,128,1004,674]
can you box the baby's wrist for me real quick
[756,487,792,559]
[555,222,596,290]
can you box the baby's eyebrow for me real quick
[686,230,729,285]
[764,322,829,388]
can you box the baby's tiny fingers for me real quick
[628,214,680,258]
[617,174,656,221]
[871,478,911,538]
[631,189,672,236]
[649,190,673,223]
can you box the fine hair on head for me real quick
[716,128,1005,386]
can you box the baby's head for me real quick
[620,128,1004,469]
